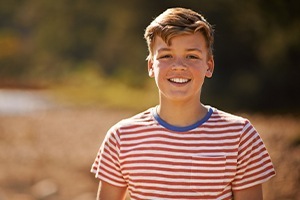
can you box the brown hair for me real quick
[144,7,214,61]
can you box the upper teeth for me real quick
[170,78,189,83]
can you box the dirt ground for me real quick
[0,107,299,200]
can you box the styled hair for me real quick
[144,7,214,61]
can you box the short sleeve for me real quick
[90,127,127,187]
[232,120,275,190]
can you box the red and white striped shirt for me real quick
[91,106,275,200]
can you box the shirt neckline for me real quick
[151,106,213,132]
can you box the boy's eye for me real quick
[187,55,199,59]
[159,55,172,59]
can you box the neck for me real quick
[157,100,208,127]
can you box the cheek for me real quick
[153,68,162,81]
[152,68,165,87]
[191,67,208,81]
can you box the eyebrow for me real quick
[186,48,203,53]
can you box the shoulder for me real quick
[108,107,156,134]
[209,107,260,139]
[210,107,248,124]
[208,106,253,131]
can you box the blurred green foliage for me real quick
[50,68,158,111]
[0,0,299,113]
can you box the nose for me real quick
[171,59,187,71]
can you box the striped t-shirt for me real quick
[91,106,275,200]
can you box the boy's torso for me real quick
[114,107,245,199]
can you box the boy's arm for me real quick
[233,184,263,200]
[97,181,127,200]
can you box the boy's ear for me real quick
[205,56,214,78]
[148,59,154,77]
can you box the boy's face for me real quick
[148,32,214,103]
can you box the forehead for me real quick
[152,32,207,52]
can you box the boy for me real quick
[91,7,275,200]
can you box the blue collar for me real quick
[152,106,213,132]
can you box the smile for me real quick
[169,78,191,84]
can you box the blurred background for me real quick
[0,0,299,199]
